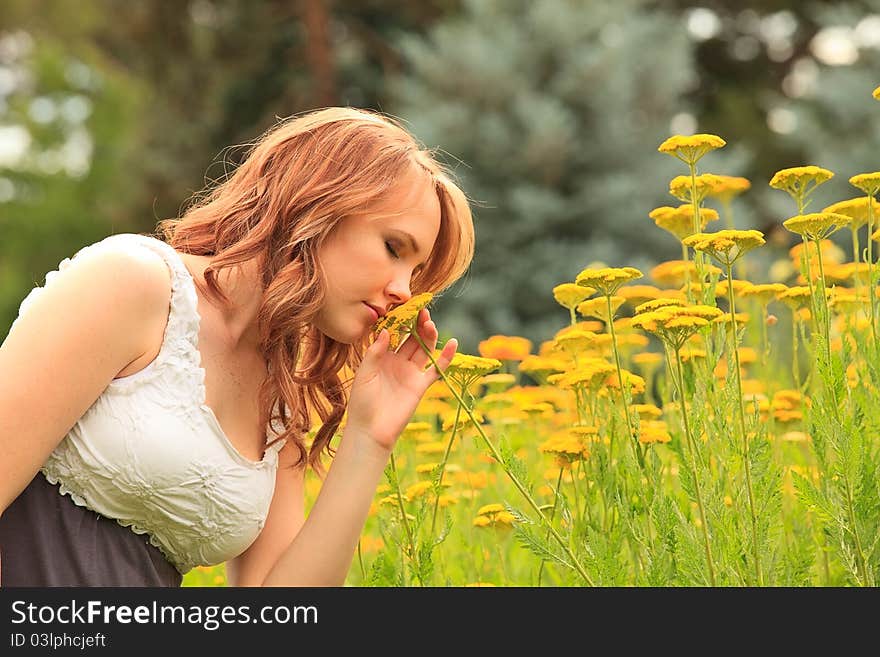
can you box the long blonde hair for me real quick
[155,107,475,474]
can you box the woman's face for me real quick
[315,169,442,344]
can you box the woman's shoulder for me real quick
[66,234,175,305]
[12,234,176,337]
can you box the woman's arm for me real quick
[261,309,456,586]
[0,247,173,513]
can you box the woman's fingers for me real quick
[431,337,458,375]
[397,308,434,360]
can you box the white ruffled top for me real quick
[13,233,284,574]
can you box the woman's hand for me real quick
[346,308,457,451]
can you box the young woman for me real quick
[0,107,475,586]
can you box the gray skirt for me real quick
[0,472,182,587]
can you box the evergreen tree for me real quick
[389,0,710,349]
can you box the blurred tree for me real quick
[0,0,458,336]
[0,3,143,328]
[390,0,710,349]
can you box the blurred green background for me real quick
[2,0,879,352]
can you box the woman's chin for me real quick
[316,323,370,345]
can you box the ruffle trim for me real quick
[41,467,194,574]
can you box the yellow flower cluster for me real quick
[631,304,724,348]
[769,166,835,198]
[373,292,434,349]
[473,503,516,528]
[547,360,617,390]
[682,229,765,266]
[668,173,725,204]
[849,172,880,196]
[706,175,751,203]
[823,197,875,228]
[638,420,672,445]
[575,266,643,296]
[478,335,533,361]
[538,429,593,463]
[553,282,595,310]
[576,295,625,322]
[657,133,726,165]
[783,212,851,241]
[650,205,720,241]
[650,259,722,286]
[740,282,788,304]
[444,353,502,389]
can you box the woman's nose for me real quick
[385,275,412,307]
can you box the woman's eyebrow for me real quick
[392,229,421,258]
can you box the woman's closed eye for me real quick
[385,241,400,259]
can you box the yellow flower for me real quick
[538,431,591,462]
[446,353,502,376]
[575,266,643,296]
[441,408,485,432]
[874,85,880,100]
[638,420,672,444]
[404,480,434,500]
[632,403,663,419]
[401,421,433,441]
[769,166,835,205]
[616,284,669,308]
[632,304,722,348]
[634,297,686,314]
[823,197,876,229]
[478,335,533,361]
[649,259,722,287]
[553,282,596,310]
[650,204,719,241]
[658,133,726,165]
[603,369,646,395]
[682,229,765,266]
[849,172,880,196]
[740,282,788,304]
[473,503,517,529]
[477,372,517,393]
[668,173,725,204]
[548,360,617,390]
[373,292,434,348]
[783,212,851,241]
[576,295,625,322]
[706,175,752,203]
[518,355,568,383]
[552,329,603,354]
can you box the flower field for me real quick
[185,86,880,587]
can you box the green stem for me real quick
[865,196,878,349]
[537,466,566,586]
[725,264,763,586]
[430,393,463,536]
[671,344,717,585]
[843,473,870,585]
[606,293,639,467]
[412,330,595,586]
[389,452,420,586]
[357,539,366,582]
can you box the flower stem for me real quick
[430,394,463,536]
[671,344,717,585]
[389,452,420,585]
[412,330,596,586]
[537,466,566,586]
[725,264,763,585]
[606,293,639,467]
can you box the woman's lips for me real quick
[363,302,379,322]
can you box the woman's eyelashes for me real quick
[385,240,400,259]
